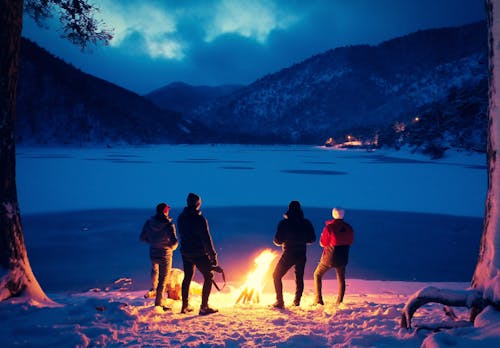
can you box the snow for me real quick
[422,306,500,348]
[2,144,498,347]
[2,279,499,347]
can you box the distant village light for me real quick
[324,137,335,147]
[393,122,406,133]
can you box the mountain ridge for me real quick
[16,39,208,145]
[145,82,243,115]
[181,21,487,146]
[16,21,488,154]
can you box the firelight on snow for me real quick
[235,249,277,304]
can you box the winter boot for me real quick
[181,305,194,314]
[199,306,218,315]
[144,289,156,299]
[313,297,324,306]
[272,301,284,309]
[154,305,171,313]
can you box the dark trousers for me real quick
[314,262,346,304]
[150,248,172,307]
[181,255,213,308]
[272,251,306,305]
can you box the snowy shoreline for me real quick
[4,279,499,348]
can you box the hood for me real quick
[325,219,343,225]
[148,216,171,232]
[183,206,201,216]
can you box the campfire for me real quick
[235,249,277,304]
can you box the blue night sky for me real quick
[22,0,485,95]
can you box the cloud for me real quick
[204,0,298,43]
[24,0,483,93]
[95,0,298,60]
[98,0,185,59]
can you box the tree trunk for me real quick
[471,0,500,307]
[0,0,52,303]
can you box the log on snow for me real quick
[401,286,485,329]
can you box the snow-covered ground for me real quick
[2,145,498,347]
[3,279,500,348]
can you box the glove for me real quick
[212,266,224,273]
[209,253,218,267]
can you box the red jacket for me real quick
[320,219,354,247]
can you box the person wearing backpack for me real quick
[272,200,316,309]
[140,202,178,313]
[313,207,354,305]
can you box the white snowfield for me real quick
[2,279,500,347]
[1,145,497,347]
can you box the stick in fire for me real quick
[235,249,277,304]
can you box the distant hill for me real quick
[184,21,487,149]
[145,82,243,114]
[16,21,488,153]
[16,39,208,145]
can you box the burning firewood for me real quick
[235,249,277,305]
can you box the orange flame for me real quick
[235,249,277,304]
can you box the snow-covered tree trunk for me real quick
[471,0,500,307]
[0,0,52,303]
[402,0,500,329]
[1,0,109,304]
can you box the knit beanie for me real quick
[187,192,201,208]
[332,207,345,219]
[155,203,170,218]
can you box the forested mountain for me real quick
[182,21,487,148]
[17,21,488,153]
[145,82,243,115]
[16,39,207,145]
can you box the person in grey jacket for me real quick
[177,193,218,316]
[140,202,178,312]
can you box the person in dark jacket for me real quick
[177,193,219,315]
[272,200,316,308]
[140,202,178,312]
[313,207,354,305]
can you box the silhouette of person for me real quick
[272,200,316,308]
[177,193,219,315]
[140,202,178,312]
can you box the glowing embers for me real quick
[235,249,277,304]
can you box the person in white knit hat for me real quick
[313,207,354,305]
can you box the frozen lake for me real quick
[16,144,487,216]
[15,145,487,291]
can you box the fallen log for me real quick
[400,286,486,329]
